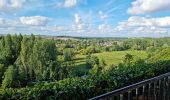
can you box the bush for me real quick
[1,60,170,100]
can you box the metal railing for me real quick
[89,72,170,100]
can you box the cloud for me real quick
[64,0,77,8]
[128,0,170,14]
[99,11,108,20]
[98,24,112,31]
[20,16,51,26]
[56,0,78,8]
[74,13,82,24]
[0,0,26,12]
[74,13,83,30]
[125,16,170,27]
[114,16,170,37]
[0,15,170,37]
[73,13,90,30]
[0,18,5,24]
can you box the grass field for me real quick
[74,50,147,74]
[75,50,147,65]
[93,50,147,66]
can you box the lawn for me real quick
[75,50,147,67]
[93,50,147,66]
[72,50,147,76]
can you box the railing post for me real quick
[128,91,131,100]
[163,78,166,100]
[120,94,123,100]
[136,88,138,100]
[158,80,162,100]
[168,76,170,100]
[142,85,145,100]
[148,83,151,100]
[154,82,157,100]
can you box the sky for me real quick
[0,0,170,37]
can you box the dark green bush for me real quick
[0,60,170,100]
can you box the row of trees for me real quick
[0,34,77,88]
[56,37,170,55]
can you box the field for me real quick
[74,50,147,74]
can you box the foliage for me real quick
[63,48,75,61]
[123,53,133,64]
[0,34,170,99]
[2,65,16,89]
[148,47,170,62]
[0,59,170,99]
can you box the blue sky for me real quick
[0,0,170,37]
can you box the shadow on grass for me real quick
[74,57,85,61]
[73,63,89,77]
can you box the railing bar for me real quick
[142,85,145,100]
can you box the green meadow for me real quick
[74,50,148,74]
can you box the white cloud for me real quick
[64,0,77,8]
[98,24,111,31]
[125,16,170,27]
[56,0,78,8]
[0,18,5,24]
[115,16,170,36]
[11,0,26,9]
[74,13,82,24]
[20,16,51,26]
[99,11,107,20]
[74,13,83,30]
[0,0,26,12]
[128,0,170,14]
[0,0,6,10]
[73,13,90,30]
[0,15,170,37]
[156,17,170,27]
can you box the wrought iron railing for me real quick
[89,72,170,100]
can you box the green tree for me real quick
[31,40,58,81]
[0,64,5,83]
[2,65,16,88]
[63,48,75,61]
[86,55,99,69]
[123,53,133,64]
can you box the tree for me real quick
[63,48,75,61]
[99,59,106,69]
[15,36,59,83]
[2,65,16,88]
[31,40,58,81]
[86,55,99,69]
[148,48,170,63]
[123,53,133,64]
[0,35,14,66]
[17,35,29,82]
[61,48,76,79]
[0,64,5,83]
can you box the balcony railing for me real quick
[89,72,170,100]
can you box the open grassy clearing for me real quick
[75,50,147,67]
[94,50,147,66]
